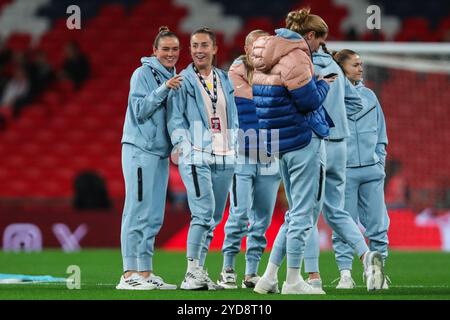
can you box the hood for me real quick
[354,80,365,89]
[313,49,333,68]
[251,28,310,72]
[140,56,175,79]
[229,56,246,77]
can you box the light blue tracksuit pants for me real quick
[178,152,235,265]
[303,140,369,273]
[222,157,281,275]
[269,136,326,269]
[333,163,390,271]
[120,143,169,272]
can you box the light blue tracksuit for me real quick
[333,81,390,271]
[120,56,175,272]
[167,63,239,266]
[222,58,281,276]
[302,52,371,273]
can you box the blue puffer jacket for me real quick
[250,28,334,155]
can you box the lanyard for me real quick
[150,66,163,86]
[193,65,218,115]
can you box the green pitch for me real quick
[0,250,449,300]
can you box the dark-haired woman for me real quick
[117,27,182,290]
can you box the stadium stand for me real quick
[0,0,449,218]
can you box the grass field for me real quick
[0,249,449,300]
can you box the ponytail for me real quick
[153,26,178,49]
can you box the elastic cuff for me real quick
[355,241,369,259]
[245,259,259,275]
[337,262,353,272]
[137,256,152,272]
[304,257,319,273]
[286,254,302,269]
[223,255,236,270]
[187,242,202,260]
[123,256,138,272]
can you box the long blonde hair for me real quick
[243,29,269,85]
[285,8,328,38]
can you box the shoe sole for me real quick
[242,282,256,289]
[254,284,278,294]
[115,284,156,290]
[156,286,178,290]
[217,281,238,289]
[180,282,208,290]
[366,252,385,291]
[336,285,355,289]
[281,289,325,295]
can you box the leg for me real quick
[199,160,234,266]
[120,144,141,273]
[303,224,320,274]
[284,137,325,269]
[221,164,255,271]
[332,167,360,272]
[323,141,369,268]
[137,156,169,273]
[178,162,215,261]
[358,164,390,263]
[246,166,281,275]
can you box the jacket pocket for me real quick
[191,165,201,197]
[137,167,143,201]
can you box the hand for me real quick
[166,74,183,89]
[317,74,337,84]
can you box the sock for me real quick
[286,267,301,284]
[262,262,279,281]
[341,269,351,278]
[187,258,199,272]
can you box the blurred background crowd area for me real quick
[0,0,449,220]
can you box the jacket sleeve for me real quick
[130,67,170,123]
[375,98,388,166]
[166,83,190,148]
[283,56,329,113]
[289,78,329,113]
[344,78,364,118]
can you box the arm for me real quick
[166,83,190,148]
[375,98,388,166]
[130,68,170,123]
[283,58,329,113]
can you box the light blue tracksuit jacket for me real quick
[333,81,390,271]
[120,56,175,272]
[167,63,239,266]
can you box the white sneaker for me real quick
[307,278,326,294]
[116,273,157,290]
[180,268,208,290]
[282,279,325,295]
[363,251,385,291]
[242,274,260,288]
[253,276,279,294]
[201,268,225,290]
[217,269,237,289]
[335,275,356,289]
[144,274,177,290]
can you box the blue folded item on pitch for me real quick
[0,273,66,283]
